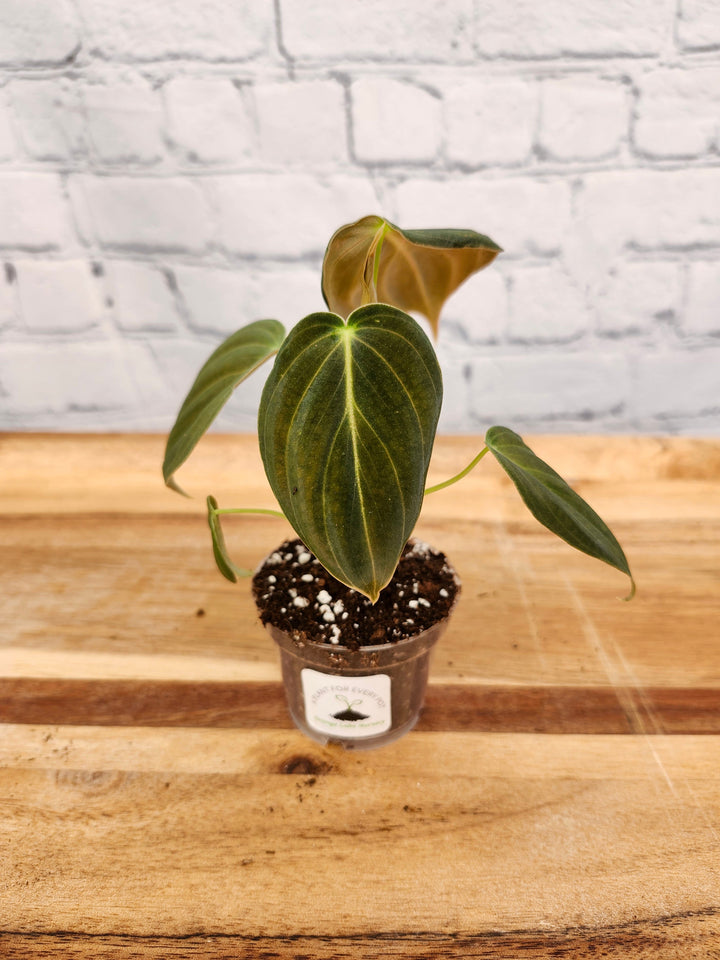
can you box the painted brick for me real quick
[576,169,720,260]
[0,340,142,417]
[0,89,18,160]
[441,269,509,343]
[109,261,181,332]
[75,176,211,253]
[152,337,218,403]
[351,79,441,164]
[153,336,265,431]
[0,0,717,437]
[475,0,665,57]
[164,78,255,165]
[635,349,720,416]
[175,264,321,334]
[10,79,85,161]
[83,79,165,165]
[0,173,75,250]
[469,351,630,422]
[633,68,720,158]
[279,0,474,60]
[76,0,271,61]
[173,267,257,335]
[509,264,590,342]
[685,262,720,335]
[245,266,323,326]
[677,0,720,50]
[445,79,536,167]
[16,260,105,332]
[153,337,230,421]
[0,267,17,327]
[434,340,473,432]
[395,177,572,257]
[255,81,347,166]
[0,0,79,66]
[539,78,627,161]
[595,261,681,335]
[213,175,378,257]
[121,341,178,427]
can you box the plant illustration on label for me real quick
[332,695,370,722]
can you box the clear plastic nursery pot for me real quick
[266,619,448,750]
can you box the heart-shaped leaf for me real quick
[258,304,443,602]
[163,318,286,495]
[485,426,635,597]
[322,215,502,337]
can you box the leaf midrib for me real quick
[342,327,377,592]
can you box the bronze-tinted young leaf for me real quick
[485,426,635,596]
[258,304,443,602]
[163,319,285,495]
[322,215,502,337]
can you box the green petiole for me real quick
[424,446,490,495]
[212,507,286,519]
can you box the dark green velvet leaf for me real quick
[163,319,285,495]
[486,426,635,596]
[258,305,442,601]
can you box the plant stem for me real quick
[212,507,286,519]
[361,221,389,305]
[424,446,490,495]
[372,222,389,291]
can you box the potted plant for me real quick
[163,215,634,749]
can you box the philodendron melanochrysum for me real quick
[163,215,635,602]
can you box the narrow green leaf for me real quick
[163,319,286,495]
[322,215,502,337]
[206,496,253,582]
[258,305,443,602]
[485,426,635,596]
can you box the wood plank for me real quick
[3,677,720,734]
[1,434,719,955]
[2,433,720,511]
[2,913,720,960]
[1,726,717,780]
[1,728,718,951]
[0,738,718,939]
[2,509,719,689]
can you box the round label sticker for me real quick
[301,668,391,739]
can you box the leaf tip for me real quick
[621,577,637,602]
[164,472,190,498]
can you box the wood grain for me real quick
[2,678,720,734]
[1,434,719,957]
[2,913,720,960]
[1,734,718,938]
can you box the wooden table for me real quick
[1,433,719,958]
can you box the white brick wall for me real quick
[0,0,718,435]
